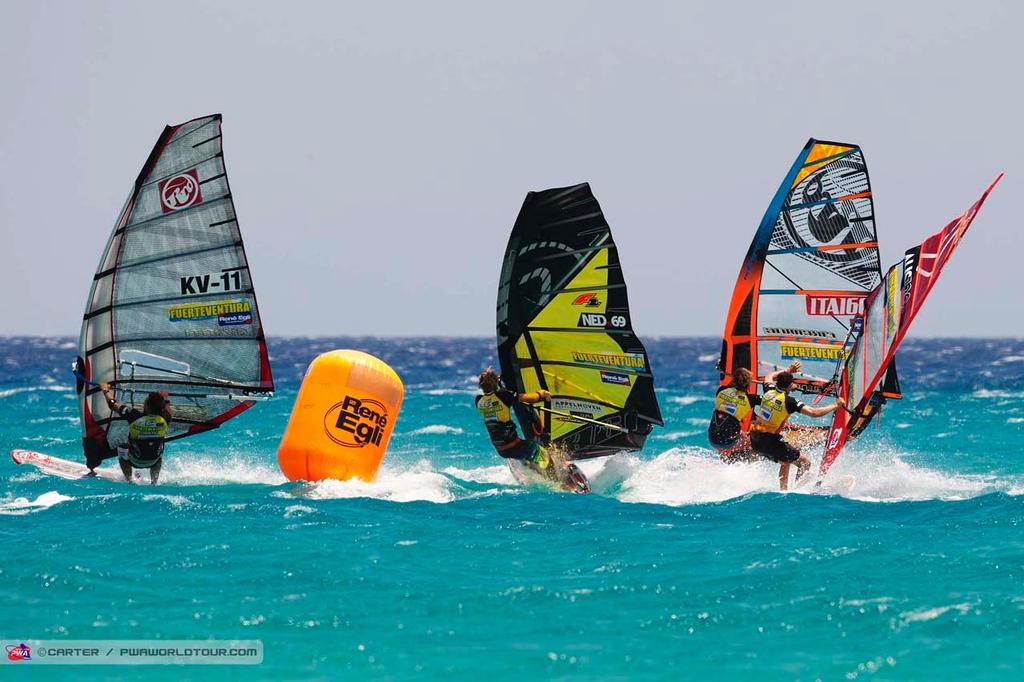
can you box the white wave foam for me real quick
[161,455,287,486]
[420,388,475,396]
[653,430,700,441]
[894,602,974,630]
[0,491,74,515]
[442,464,516,485]
[669,396,707,406]
[698,353,718,362]
[604,446,1012,507]
[28,416,78,424]
[972,389,1015,399]
[614,449,775,505]
[0,385,74,399]
[285,460,458,503]
[995,355,1024,364]
[1007,417,1024,424]
[406,425,464,436]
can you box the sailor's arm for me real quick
[799,397,845,419]
[764,361,802,385]
[99,383,125,414]
[518,390,551,404]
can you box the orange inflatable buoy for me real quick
[277,350,403,482]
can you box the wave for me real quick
[278,459,477,504]
[668,396,708,406]
[0,490,74,515]
[406,425,464,436]
[0,385,74,399]
[161,455,287,486]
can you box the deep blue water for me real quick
[2,336,1023,680]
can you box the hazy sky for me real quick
[2,1,1020,337]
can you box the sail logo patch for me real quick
[804,295,865,317]
[159,169,203,213]
[828,427,844,450]
[780,342,848,361]
[571,293,601,307]
[6,643,31,661]
[324,395,388,448]
[600,371,631,386]
[886,266,900,337]
[572,351,645,371]
[180,269,244,296]
[762,327,836,339]
[168,299,252,326]
[578,313,628,329]
[552,398,603,418]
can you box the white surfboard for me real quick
[10,449,147,484]
[798,473,855,495]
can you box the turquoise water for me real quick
[2,337,1023,680]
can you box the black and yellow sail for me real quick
[496,184,663,459]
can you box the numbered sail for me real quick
[77,114,273,458]
[820,174,1002,474]
[719,139,897,397]
[496,184,663,459]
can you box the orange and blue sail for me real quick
[720,139,893,398]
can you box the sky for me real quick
[1,0,1021,337]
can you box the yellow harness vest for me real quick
[750,388,794,434]
[714,386,753,423]
[476,392,520,446]
[128,414,168,462]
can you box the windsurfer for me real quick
[748,370,844,490]
[100,383,171,484]
[709,361,801,460]
[474,368,555,478]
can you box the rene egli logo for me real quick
[323,396,388,448]
[6,642,31,661]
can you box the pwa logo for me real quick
[6,642,31,661]
[324,396,388,448]
[828,427,844,450]
[158,169,203,213]
[805,295,865,317]
[571,293,601,307]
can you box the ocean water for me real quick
[1,336,1022,680]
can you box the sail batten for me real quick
[77,114,273,456]
[497,184,662,460]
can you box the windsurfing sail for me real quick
[496,183,663,459]
[77,114,274,460]
[819,174,1002,474]
[719,139,900,403]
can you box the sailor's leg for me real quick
[118,457,133,483]
[794,454,811,483]
[778,462,791,491]
[149,458,162,485]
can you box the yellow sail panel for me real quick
[792,142,855,187]
[528,248,610,328]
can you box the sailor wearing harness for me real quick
[475,367,555,477]
[100,383,172,484]
[748,370,844,491]
[709,362,800,459]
